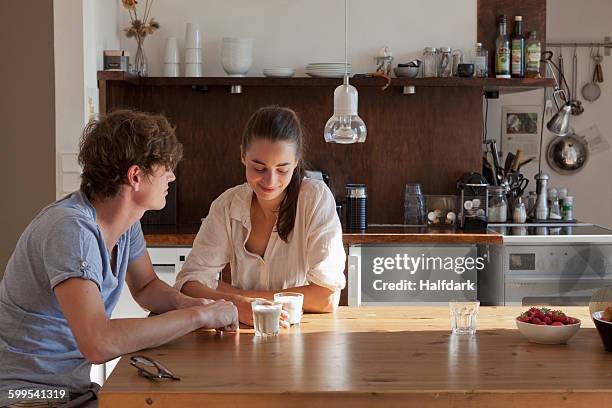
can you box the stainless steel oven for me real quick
[479,224,612,306]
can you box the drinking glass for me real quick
[251,300,282,337]
[274,292,304,325]
[404,183,426,225]
[449,300,480,335]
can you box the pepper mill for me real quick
[534,171,549,221]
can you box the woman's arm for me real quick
[181,280,258,325]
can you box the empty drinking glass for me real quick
[404,183,426,225]
[449,300,480,335]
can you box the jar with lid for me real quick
[487,186,508,222]
[547,187,560,216]
[473,42,488,78]
[438,47,453,77]
[422,47,438,77]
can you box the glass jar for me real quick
[438,47,453,77]
[473,42,488,78]
[487,186,508,222]
[422,47,438,77]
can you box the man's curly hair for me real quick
[78,109,183,200]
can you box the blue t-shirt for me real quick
[0,191,146,405]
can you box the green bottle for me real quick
[525,31,541,78]
[495,15,510,78]
[511,16,525,78]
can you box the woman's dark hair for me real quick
[78,109,183,200]
[242,106,305,242]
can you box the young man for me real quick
[0,110,238,407]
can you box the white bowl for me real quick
[184,63,203,77]
[263,68,295,78]
[185,48,203,63]
[185,23,201,48]
[516,318,581,344]
[163,63,180,77]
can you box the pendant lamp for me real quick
[324,0,367,144]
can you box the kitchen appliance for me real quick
[103,50,129,71]
[457,173,488,231]
[479,223,612,306]
[345,184,367,230]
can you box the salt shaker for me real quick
[513,197,527,223]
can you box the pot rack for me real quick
[547,36,611,56]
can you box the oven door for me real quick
[503,243,612,306]
[505,275,612,306]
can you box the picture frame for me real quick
[501,105,542,159]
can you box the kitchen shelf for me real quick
[97,71,554,94]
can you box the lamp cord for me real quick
[538,88,546,174]
[344,0,348,80]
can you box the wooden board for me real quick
[99,306,612,408]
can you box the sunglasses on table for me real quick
[130,355,181,381]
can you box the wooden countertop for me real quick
[143,225,502,246]
[100,306,610,408]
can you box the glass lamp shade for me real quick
[546,104,572,137]
[324,82,367,144]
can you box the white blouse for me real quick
[174,178,346,293]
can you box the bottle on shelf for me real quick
[525,31,542,78]
[511,16,525,78]
[473,42,488,78]
[495,15,511,78]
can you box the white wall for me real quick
[117,0,476,76]
[487,0,612,226]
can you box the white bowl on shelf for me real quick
[263,68,295,78]
[163,63,180,77]
[516,318,581,344]
[184,63,203,77]
[221,38,253,76]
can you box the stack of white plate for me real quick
[263,68,295,78]
[306,63,352,78]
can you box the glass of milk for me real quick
[251,300,283,336]
[274,292,304,325]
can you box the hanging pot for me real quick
[546,133,589,175]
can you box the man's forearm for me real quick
[132,277,191,314]
[181,280,242,304]
[86,308,201,364]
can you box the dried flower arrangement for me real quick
[122,0,160,76]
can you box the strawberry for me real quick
[551,321,563,326]
[531,317,542,324]
[544,316,552,325]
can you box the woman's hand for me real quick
[235,296,290,328]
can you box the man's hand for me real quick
[191,299,239,332]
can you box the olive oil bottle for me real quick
[495,15,511,78]
[525,31,542,78]
[511,16,525,78]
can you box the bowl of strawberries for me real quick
[592,306,612,352]
[516,307,581,344]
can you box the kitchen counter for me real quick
[143,224,503,246]
[99,306,610,408]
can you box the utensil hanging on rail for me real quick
[569,48,584,115]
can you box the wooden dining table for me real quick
[99,306,612,408]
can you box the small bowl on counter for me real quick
[515,307,581,344]
[393,66,419,78]
[592,311,612,351]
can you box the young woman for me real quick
[175,106,346,325]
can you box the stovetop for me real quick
[487,223,612,243]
